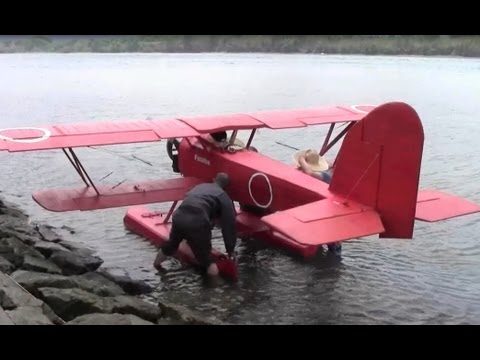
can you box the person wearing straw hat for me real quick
[293,148,333,184]
[293,148,342,255]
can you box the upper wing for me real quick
[0,105,376,152]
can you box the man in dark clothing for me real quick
[153,172,237,277]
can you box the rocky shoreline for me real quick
[0,197,221,325]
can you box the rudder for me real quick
[329,102,424,239]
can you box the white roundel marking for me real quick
[0,127,51,143]
[248,172,273,208]
[351,104,377,114]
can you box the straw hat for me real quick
[293,149,329,172]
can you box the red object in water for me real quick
[2,102,480,282]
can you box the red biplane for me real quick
[1,102,479,281]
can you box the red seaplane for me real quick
[1,102,480,281]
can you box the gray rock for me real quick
[5,306,53,325]
[0,255,14,273]
[11,270,78,297]
[0,200,29,220]
[11,270,125,297]
[37,287,114,321]
[98,270,153,295]
[68,313,154,325]
[37,287,162,323]
[0,228,39,246]
[56,240,96,257]
[0,237,45,267]
[34,224,62,243]
[111,296,161,322]
[0,272,64,324]
[33,241,71,258]
[0,307,14,325]
[73,272,125,297]
[158,301,223,325]
[21,255,63,274]
[49,250,103,275]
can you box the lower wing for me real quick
[33,177,203,212]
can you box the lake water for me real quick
[1,53,479,324]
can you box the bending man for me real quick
[153,173,237,276]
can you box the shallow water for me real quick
[1,53,479,324]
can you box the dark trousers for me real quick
[161,210,213,269]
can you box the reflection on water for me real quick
[1,53,480,324]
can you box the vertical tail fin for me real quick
[329,102,424,239]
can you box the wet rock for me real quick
[49,250,103,275]
[21,255,63,275]
[0,272,63,324]
[57,240,96,257]
[0,237,45,267]
[158,301,223,325]
[33,241,70,258]
[11,270,125,297]
[73,272,125,297]
[0,255,14,273]
[68,313,154,325]
[111,296,161,322]
[34,224,62,243]
[98,270,153,295]
[37,287,114,321]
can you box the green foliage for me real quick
[0,35,479,57]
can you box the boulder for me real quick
[111,296,161,322]
[11,270,125,297]
[0,255,14,273]
[68,313,154,325]
[56,240,96,257]
[49,250,103,275]
[33,241,71,258]
[98,269,153,295]
[5,306,54,325]
[0,272,63,324]
[37,287,114,321]
[21,255,63,274]
[34,224,62,243]
[0,237,45,267]
[0,307,14,325]
[0,228,39,246]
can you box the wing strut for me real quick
[320,121,355,157]
[62,147,100,195]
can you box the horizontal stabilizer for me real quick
[33,177,204,212]
[261,199,385,246]
[415,190,480,222]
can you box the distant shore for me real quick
[1,35,480,57]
